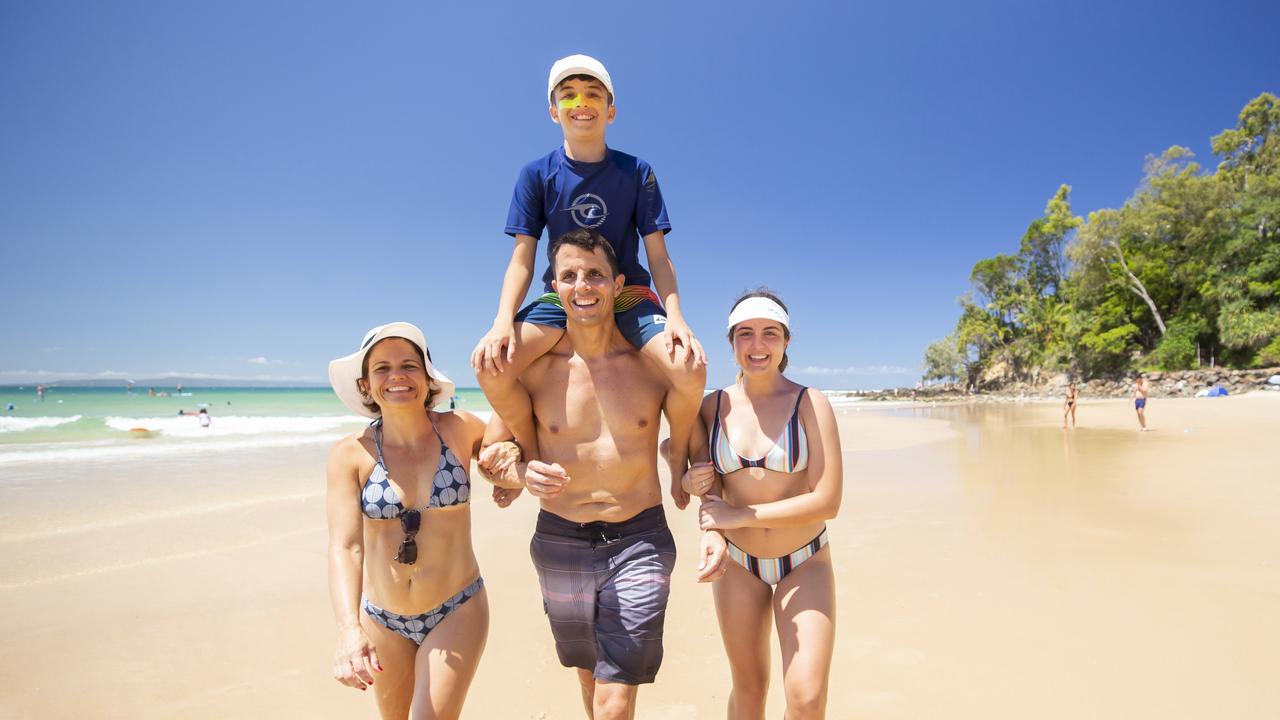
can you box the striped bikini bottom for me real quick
[726,528,829,585]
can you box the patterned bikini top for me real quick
[361,418,470,519]
[710,388,809,475]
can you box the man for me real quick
[1133,375,1150,431]
[480,227,721,720]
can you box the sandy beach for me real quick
[2,394,1278,719]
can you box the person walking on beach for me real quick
[325,322,510,719]
[1133,376,1151,431]
[679,289,844,719]
[1063,382,1078,429]
[471,53,706,510]
[479,230,709,720]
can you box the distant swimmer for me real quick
[36,384,46,401]
[1063,382,1078,429]
[1132,376,1150,432]
[6,402,13,412]
[179,408,212,427]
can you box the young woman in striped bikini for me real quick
[681,289,844,719]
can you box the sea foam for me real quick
[103,414,367,438]
[0,415,84,433]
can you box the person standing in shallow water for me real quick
[1133,376,1151,431]
[1063,382,1078,429]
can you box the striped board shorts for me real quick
[529,505,677,685]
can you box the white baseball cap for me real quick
[547,54,614,104]
[328,322,455,418]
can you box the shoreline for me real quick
[2,398,1278,718]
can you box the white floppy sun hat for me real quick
[328,322,455,418]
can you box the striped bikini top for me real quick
[361,418,470,520]
[709,388,809,474]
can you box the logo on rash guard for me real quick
[566,193,608,229]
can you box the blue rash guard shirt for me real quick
[505,146,672,291]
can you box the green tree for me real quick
[922,335,965,382]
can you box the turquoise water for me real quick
[0,386,492,446]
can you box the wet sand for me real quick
[1,394,1277,718]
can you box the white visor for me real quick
[727,297,789,331]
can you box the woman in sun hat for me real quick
[325,321,518,719]
[679,289,843,718]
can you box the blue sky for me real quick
[2,1,1277,390]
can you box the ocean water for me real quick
[0,386,492,467]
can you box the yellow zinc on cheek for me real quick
[558,95,584,111]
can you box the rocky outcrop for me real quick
[835,367,1280,402]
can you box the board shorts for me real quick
[529,505,677,685]
[515,286,667,350]
[1135,398,1147,409]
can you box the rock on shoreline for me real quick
[834,366,1280,402]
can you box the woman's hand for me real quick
[699,493,747,530]
[681,461,715,496]
[478,441,522,488]
[333,625,381,691]
[492,485,524,508]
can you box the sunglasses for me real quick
[394,509,421,564]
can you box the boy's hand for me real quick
[663,317,706,367]
[472,322,517,377]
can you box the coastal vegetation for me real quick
[925,93,1280,387]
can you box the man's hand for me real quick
[670,478,690,511]
[471,321,517,377]
[662,316,706,367]
[520,460,571,498]
[695,530,730,582]
[699,493,746,530]
[681,461,715,497]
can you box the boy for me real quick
[472,54,705,508]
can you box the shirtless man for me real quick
[1133,376,1151,431]
[480,228,716,720]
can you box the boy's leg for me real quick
[474,321,562,459]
